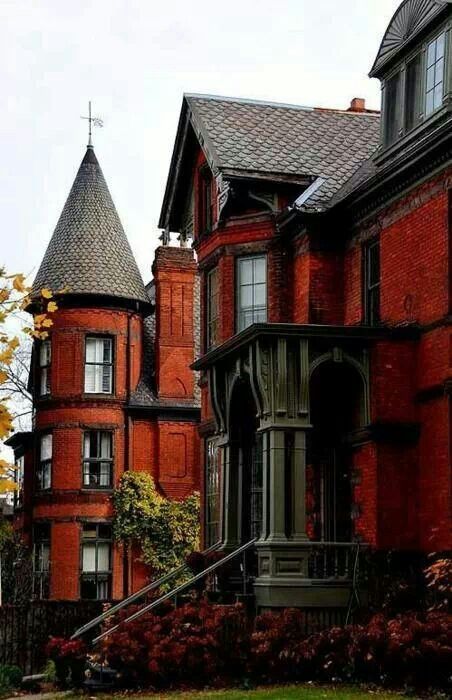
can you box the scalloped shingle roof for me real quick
[32,146,148,304]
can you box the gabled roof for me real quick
[370,0,448,78]
[159,94,381,228]
[32,146,149,305]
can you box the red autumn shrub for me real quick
[250,608,307,681]
[101,599,248,688]
[45,637,87,687]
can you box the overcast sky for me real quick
[1,0,400,285]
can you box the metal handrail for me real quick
[71,541,222,640]
[92,537,257,645]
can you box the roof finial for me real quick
[81,101,104,148]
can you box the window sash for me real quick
[81,524,112,600]
[207,268,219,349]
[425,33,446,116]
[84,338,113,394]
[38,435,52,490]
[39,340,51,396]
[237,256,267,332]
[205,439,220,547]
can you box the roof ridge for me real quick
[185,92,381,115]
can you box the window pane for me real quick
[40,434,52,460]
[426,65,435,92]
[426,90,435,115]
[435,57,444,87]
[434,82,443,110]
[384,73,400,145]
[97,543,111,572]
[81,577,97,600]
[40,367,49,396]
[99,463,111,486]
[239,259,253,285]
[43,463,51,490]
[100,432,111,458]
[240,285,253,308]
[82,543,96,572]
[253,283,266,307]
[253,257,266,284]
[97,578,109,600]
[39,341,51,367]
[427,40,437,67]
[84,364,96,393]
[102,339,112,363]
[437,33,445,60]
[254,308,267,323]
[102,365,112,393]
[85,338,97,363]
[83,524,98,539]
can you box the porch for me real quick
[193,323,409,610]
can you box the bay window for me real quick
[83,431,113,489]
[84,337,113,394]
[207,267,219,349]
[33,524,50,599]
[237,255,267,332]
[39,340,51,397]
[80,523,112,600]
[37,433,52,491]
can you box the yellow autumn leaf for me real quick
[41,288,53,299]
[0,289,10,303]
[0,370,8,385]
[47,301,58,313]
[9,336,19,350]
[12,274,27,293]
[42,318,53,328]
[0,406,13,439]
[34,313,46,327]
[0,479,17,494]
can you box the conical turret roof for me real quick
[32,146,149,305]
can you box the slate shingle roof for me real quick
[32,146,148,304]
[186,94,381,211]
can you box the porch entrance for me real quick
[309,360,363,543]
[229,378,263,544]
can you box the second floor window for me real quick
[83,431,113,489]
[364,238,380,326]
[81,523,112,600]
[237,255,267,332]
[33,523,50,600]
[207,267,219,349]
[37,434,52,491]
[426,33,445,116]
[14,455,24,507]
[39,340,51,397]
[84,337,113,394]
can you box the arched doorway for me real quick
[229,377,263,543]
[308,360,365,543]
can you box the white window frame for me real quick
[84,337,113,394]
[236,255,268,332]
[83,430,113,489]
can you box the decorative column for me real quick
[221,439,240,549]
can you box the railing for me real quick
[306,542,360,581]
[92,538,258,645]
[71,541,221,640]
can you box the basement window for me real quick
[37,433,52,491]
[83,431,113,489]
[81,523,112,601]
[84,337,113,394]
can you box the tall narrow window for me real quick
[405,54,422,132]
[207,267,219,350]
[81,523,112,600]
[199,166,213,235]
[426,33,445,116]
[205,439,220,547]
[83,431,113,489]
[384,72,401,145]
[84,337,113,394]
[33,523,50,599]
[364,238,381,325]
[39,340,51,397]
[14,455,24,507]
[250,434,264,540]
[237,255,267,332]
[37,434,52,490]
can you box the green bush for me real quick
[0,664,23,689]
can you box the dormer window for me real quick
[405,54,422,132]
[425,32,445,116]
[384,72,401,146]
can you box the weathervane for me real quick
[81,101,104,147]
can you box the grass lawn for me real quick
[90,686,413,700]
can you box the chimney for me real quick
[152,246,197,400]
[348,97,366,112]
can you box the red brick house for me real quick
[158,0,452,609]
[6,145,200,601]
[7,0,452,612]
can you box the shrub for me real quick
[425,553,452,611]
[0,664,23,689]
[45,637,87,687]
[102,600,248,688]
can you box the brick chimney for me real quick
[152,246,197,400]
[348,97,366,112]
